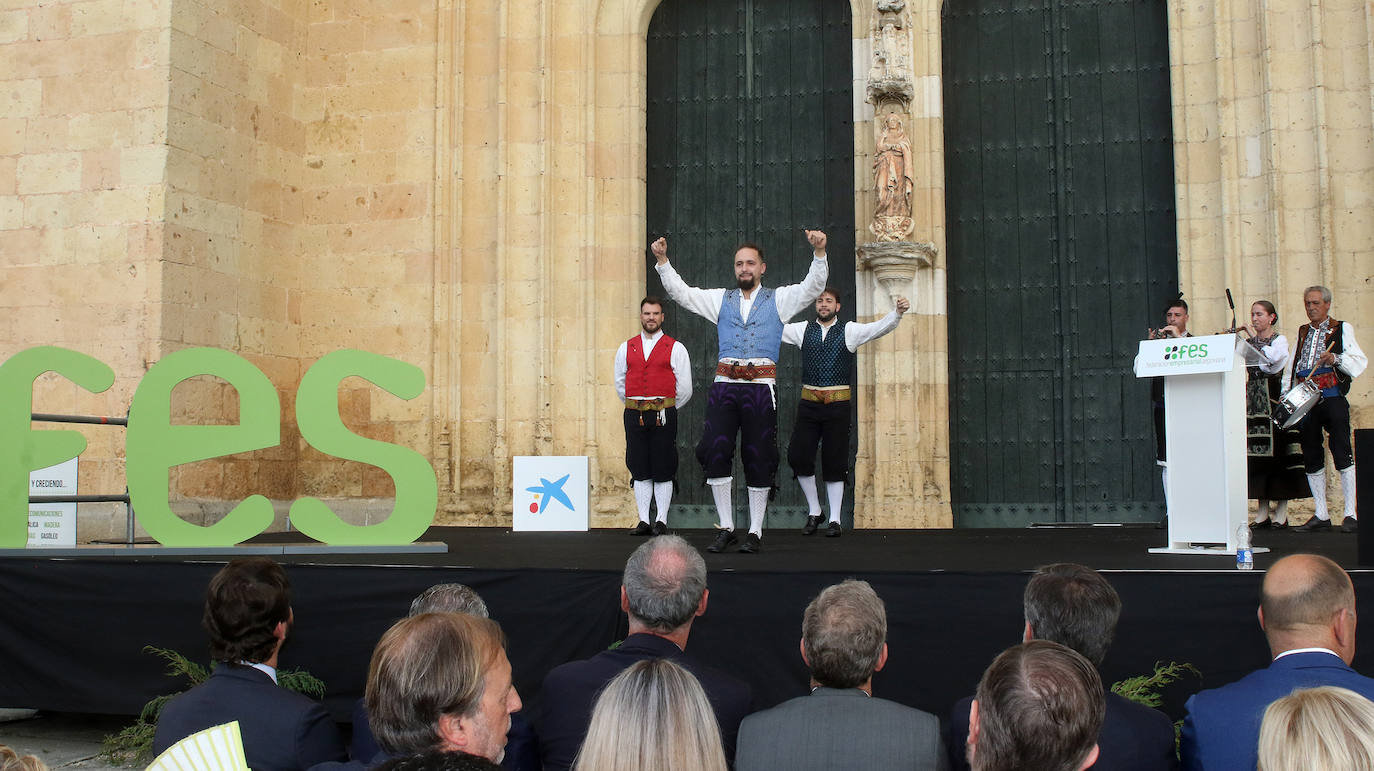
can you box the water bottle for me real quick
[1236,523,1254,570]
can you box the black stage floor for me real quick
[2,526,1371,732]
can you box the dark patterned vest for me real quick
[1294,319,1350,396]
[801,320,853,388]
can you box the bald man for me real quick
[1180,554,1374,771]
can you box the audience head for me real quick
[1259,554,1356,662]
[969,640,1103,771]
[1023,563,1122,668]
[366,612,521,762]
[202,557,293,665]
[621,535,708,635]
[572,658,727,771]
[1258,686,1374,771]
[0,745,48,771]
[801,579,888,690]
[372,749,503,771]
[409,583,489,618]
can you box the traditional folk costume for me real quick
[655,253,827,552]
[781,308,903,536]
[1291,318,1367,525]
[1244,333,1309,526]
[614,329,692,532]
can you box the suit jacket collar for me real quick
[618,632,686,657]
[1269,650,1349,671]
[212,661,277,685]
[808,686,871,700]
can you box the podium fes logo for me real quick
[1163,343,1210,361]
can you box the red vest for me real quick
[626,334,677,399]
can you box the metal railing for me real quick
[28,412,135,545]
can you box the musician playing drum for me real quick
[1291,286,1367,533]
[1244,300,1310,529]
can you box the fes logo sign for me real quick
[1,346,439,548]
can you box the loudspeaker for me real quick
[1357,430,1372,566]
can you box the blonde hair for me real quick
[0,745,47,771]
[572,659,727,771]
[1258,686,1374,771]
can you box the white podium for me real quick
[1133,334,1266,555]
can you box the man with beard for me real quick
[782,288,907,536]
[652,231,828,554]
[1290,285,1366,533]
[152,558,346,771]
[614,296,693,535]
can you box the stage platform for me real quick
[2,525,1370,729]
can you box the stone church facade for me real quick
[1,0,1368,538]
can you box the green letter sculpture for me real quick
[290,350,437,545]
[126,348,279,546]
[0,347,115,547]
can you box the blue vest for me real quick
[717,288,783,362]
[801,320,854,387]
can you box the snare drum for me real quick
[1272,380,1321,429]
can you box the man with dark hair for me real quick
[735,580,945,770]
[967,640,1103,771]
[614,295,692,535]
[364,613,521,766]
[152,558,346,771]
[535,535,752,771]
[1290,285,1365,533]
[782,289,908,537]
[1181,553,1374,770]
[1148,298,1191,501]
[652,232,828,553]
[949,563,1176,771]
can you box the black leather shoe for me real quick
[629,521,652,536]
[738,532,762,553]
[825,521,842,538]
[1342,518,1359,534]
[651,520,668,536]
[1250,520,1274,530]
[707,528,738,553]
[1295,516,1332,532]
[801,515,822,535]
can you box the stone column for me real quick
[853,0,951,528]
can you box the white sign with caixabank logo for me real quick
[512,456,589,532]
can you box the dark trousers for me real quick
[1299,396,1353,473]
[624,407,678,482]
[695,382,777,488]
[787,399,852,482]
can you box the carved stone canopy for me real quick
[859,241,937,299]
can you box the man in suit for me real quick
[535,535,753,771]
[967,641,1103,771]
[1181,553,1374,770]
[152,558,346,771]
[948,563,1176,771]
[734,580,946,771]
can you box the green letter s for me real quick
[290,350,437,545]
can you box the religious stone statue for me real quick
[870,113,914,240]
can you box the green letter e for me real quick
[126,348,279,546]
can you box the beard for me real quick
[816,309,836,322]
[641,320,660,334]
[737,277,756,291]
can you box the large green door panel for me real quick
[646,0,854,526]
[945,0,1178,526]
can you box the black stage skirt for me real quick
[1246,367,1311,500]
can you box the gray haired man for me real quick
[736,580,947,770]
[535,535,753,771]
